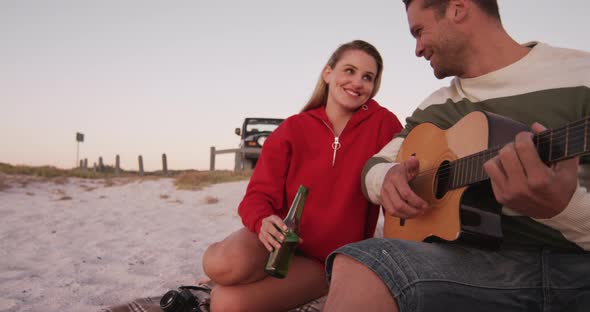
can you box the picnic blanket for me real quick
[102,288,326,312]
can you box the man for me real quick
[323,0,590,311]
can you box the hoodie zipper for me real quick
[322,121,341,167]
[317,104,369,168]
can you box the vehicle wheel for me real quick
[243,158,255,170]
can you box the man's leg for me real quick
[546,249,590,311]
[323,254,397,312]
[324,238,550,312]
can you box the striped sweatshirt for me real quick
[363,42,590,251]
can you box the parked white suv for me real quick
[235,118,284,169]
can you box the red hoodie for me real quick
[238,99,402,262]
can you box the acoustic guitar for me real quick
[383,111,589,249]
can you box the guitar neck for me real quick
[448,116,590,189]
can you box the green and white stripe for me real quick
[364,42,590,250]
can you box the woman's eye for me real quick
[363,75,373,82]
[345,68,354,74]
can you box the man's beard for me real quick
[432,28,465,79]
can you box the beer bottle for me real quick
[264,185,308,279]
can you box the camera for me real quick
[160,286,202,312]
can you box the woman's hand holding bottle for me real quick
[258,215,288,252]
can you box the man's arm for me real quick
[538,180,590,250]
[362,137,429,219]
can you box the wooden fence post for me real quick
[138,155,144,176]
[210,146,215,171]
[237,150,246,171]
[115,155,120,174]
[162,153,168,175]
[234,151,240,171]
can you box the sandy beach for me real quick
[0,175,248,311]
[0,174,384,311]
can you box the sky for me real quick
[2,0,590,171]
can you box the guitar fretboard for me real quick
[445,116,590,190]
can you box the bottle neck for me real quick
[283,185,308,232]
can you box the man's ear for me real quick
[448,0,468,22]
[322,65,332,84]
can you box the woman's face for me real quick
[322,49,377,113]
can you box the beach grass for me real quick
[0,162,104,179]
[0,163,252,190]
[174,169,253,190]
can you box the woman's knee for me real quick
[202,242,243,284]
[202,231,267,285]
[202,241,223,277]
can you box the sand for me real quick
[0,175,383,311]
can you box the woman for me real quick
[202,40,403,311]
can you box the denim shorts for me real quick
[325,238,590,312]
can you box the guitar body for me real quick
[383,111,530,249]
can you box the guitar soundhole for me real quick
[435,160,451,199]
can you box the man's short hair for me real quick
[402,0,500,20]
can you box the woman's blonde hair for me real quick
[301,40,383,112]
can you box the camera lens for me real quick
[160,290,183,312]
[160,288,200,312]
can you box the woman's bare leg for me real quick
[210,255,328,312]
[202,228,269,286]
[202,228,328,311]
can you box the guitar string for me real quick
[404,118,589,187]
[409,120,589,186]
[409,125,588,186]
[409,119,588,181]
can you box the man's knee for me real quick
[332,253,364,274]
[325,253,399,312]
[330,253,390,294]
